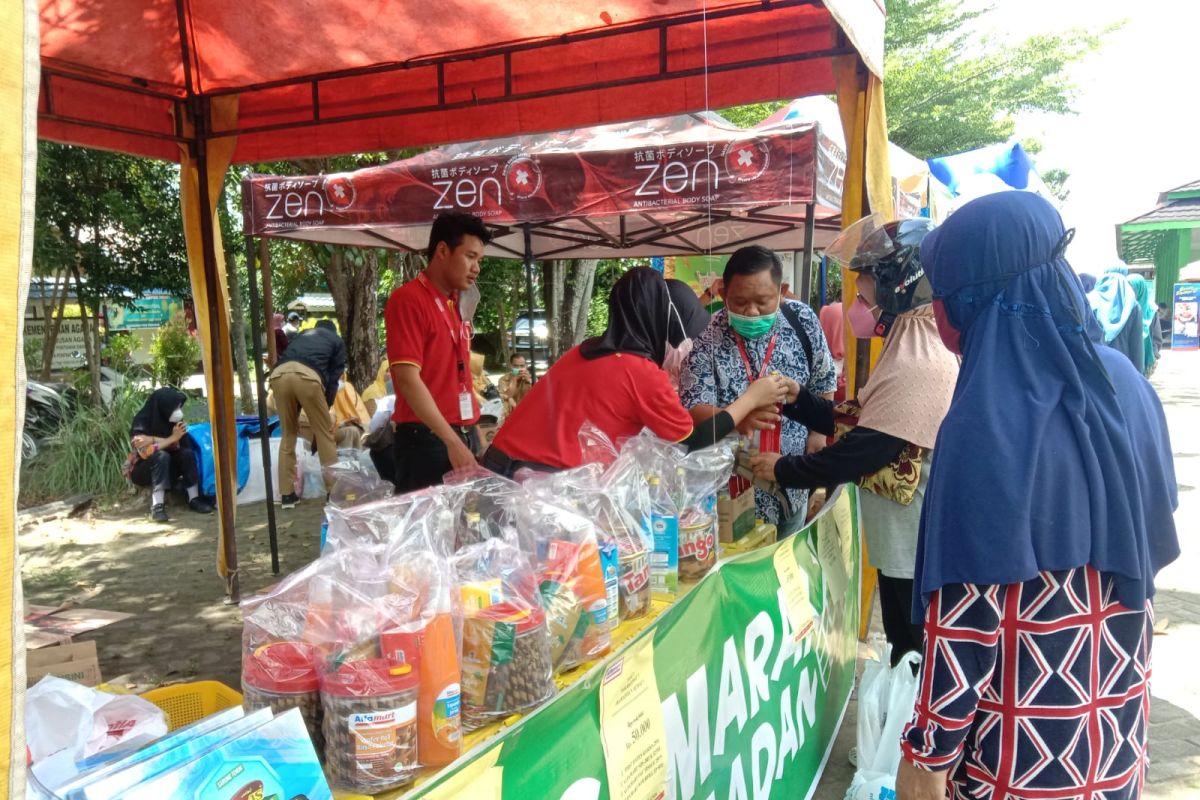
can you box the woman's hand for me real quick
[171,422,188,443]
[747,373,788,407]
[895,759,948,800]
[781,376,802,404]
[748,452,782,482]
[736,408,781,436]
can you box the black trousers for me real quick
[479,445,557,480]
[129,445,201,493]
[392,423,479,493]
[877,573,925,668]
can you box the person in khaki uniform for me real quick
[269,319,346,507]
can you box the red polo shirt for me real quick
[385,274,479,426]
[491,346,693,469]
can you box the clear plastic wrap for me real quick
[443,468,530,552]
[453,537,555,729]
[613,433,687,601]
[600,448,657,619]
[521,498,613,672]
[675,443,735,581]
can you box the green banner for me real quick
[412,485,861,800]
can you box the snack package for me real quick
[453,537,555,729]
[599,448,658,619]
[321,659,420,793]
[675,443,735,582]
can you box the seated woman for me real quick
[749,216,959,666]
[126,388,213,522]
[483,267,786,477]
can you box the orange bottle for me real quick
[417,610,462,767]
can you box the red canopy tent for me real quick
[6,0,890,789]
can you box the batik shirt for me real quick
[679,300,836,525]
[903,566,1152,800]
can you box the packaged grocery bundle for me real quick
[617,433,687,602]
[522,497,613,672]
[443,468,529,552]
[599,449,656,620]
[521,465,621,631]
[453,537,555,729]
[675,443,735,582]
[325,457,395,508]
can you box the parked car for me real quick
[507,312,549,359]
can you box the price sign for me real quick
[599,637,668,800]
[774,539,814,641]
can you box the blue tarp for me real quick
[927,142,1037,196]
[187,416,280,498]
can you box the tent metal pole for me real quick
[818,255,828,308]
[192,103,240,603]
[523,224,537,380]
[260,239,277,367]
[245,235,280,575]
[799,201,816,305]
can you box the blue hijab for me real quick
[915,192,1178,620]
[1089,272,1139,343]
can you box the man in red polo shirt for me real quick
[385,212,491,492]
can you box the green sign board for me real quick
[410,486,861,800]
[106,294,183,330]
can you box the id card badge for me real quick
[459,390,474,420]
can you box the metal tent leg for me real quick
[523,224,537,380]
[800,201,816,305]
[245,235,280,575]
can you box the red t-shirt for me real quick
[385,275,479,426]
[491,346,694,469]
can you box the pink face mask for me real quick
[846,297,880,339]
[932,299,961,354]
[663,339,693,392]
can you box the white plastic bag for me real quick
[26,676,167,792]
[846,650,921,800]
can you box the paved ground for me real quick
[812,348,1200,799]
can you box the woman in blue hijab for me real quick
[895,192,1178,800]
[1089,270,1145,372]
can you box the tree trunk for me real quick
[323,246,381,392]
[40,268,70,380]
[563,259,598,347]
[542,259,568,360]
[68,264,103,406]
[225,241,254,413]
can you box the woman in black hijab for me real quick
[127,388,213,522]
[484,268,784,477]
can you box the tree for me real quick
[34,142,191,400]
[883,0,1115,160]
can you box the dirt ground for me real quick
[19,492,327,690]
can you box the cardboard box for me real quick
[27,640,101,687]
[718,488,756,543]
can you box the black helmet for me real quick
[826,214,935,336]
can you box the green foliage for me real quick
[101,333,137,374]
[34,142,191,301]
[718,101,790,130]
[884,0,1117,159]
[23,385,150,503]
[150,314,200,388]
[23,336,42,374]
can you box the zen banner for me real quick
[409,485,862,800]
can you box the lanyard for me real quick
[734,331,778,383]
[417,273,470,382]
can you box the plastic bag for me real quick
[675,443,735,582]
[846,647,922,800]
[325,452,394,507]
[453,537,555,729]
[442,468,529,552]
[26,676,168,793]
[299,446,326,498]
[615,433,687,601]
[521,497,613,672]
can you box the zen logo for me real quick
[433,175,503,211]
[263,189,326,220]
[635,158,722,197]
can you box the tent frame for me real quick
[242,194,824,568]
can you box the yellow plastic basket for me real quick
[140,680,243,731]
